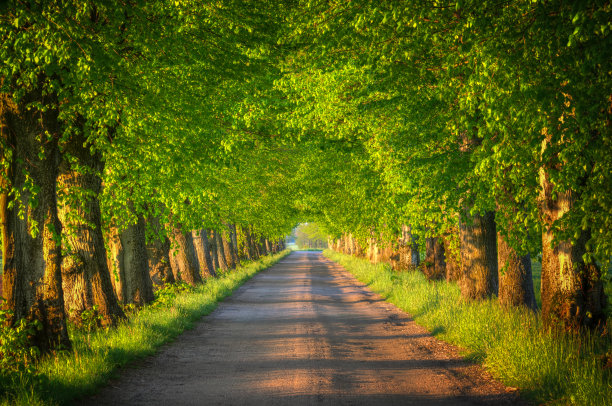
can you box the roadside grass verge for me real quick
[324,249,612,406]
[1,250,290,406]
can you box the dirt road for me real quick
[84,251,522,405]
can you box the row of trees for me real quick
[276,0,610,332]
[293,223,328,249]
[1,1,295,353]
[1,0,609,359]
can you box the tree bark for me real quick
[367,237,375,262]
[497,232,536,310]
[0,87,70,351]
[222,226,236,269]
[229,224,239,263]
[350,235,356,255]
[145,214,174,286]
[58,127,125,327]
[372,240,380,263]
[119,214,154,306]
[208,229,220,270]
[264,238,272,255]
[253,231,263,258]
[242,225,254,260]
[169,223,203,285]
[193,229,216,278]
[442,234,462,283]
[423,237,446,280]
[406,226,420,267]
[539,163,606,330]
[106,226,126,302]
[459,209,498,300]
[259,237,268,256]
[247,226,258,259]
[213,228,228,271]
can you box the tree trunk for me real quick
[367,237,374,261]
[119,214,154,306]
[497,233,536,310]
[238,225,248,260]
[0,88,70,351]
[222,226,236,269]
[349,234,360,256]
[423,237,446,280]
[379,237,394,264]
[246,226,257,259]
[398,225,411,269]
[372,240,380,263]
[169,223,203,285]
[213,228,228,271]
[193,229,216,278]
[106,226,126,302]
[443,234,462,283]
[208,229,220,270]
[58,128,125,327]
[229,224,239,263]
[145,214,174,286]
[539,165,606,330]
[264,238,272,255]
[405,226,420,267]
[459,209,498,300]
[253,232,263,258]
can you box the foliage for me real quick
[276,0,612,263]
[294,223,328,249]
[0,303,42,400]
[0,311,40,373]
[72,306,104,334]
[1,0,611,400]
[151,282,195,309]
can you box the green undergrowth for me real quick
[0,250,290,406]
[324,250,612,406]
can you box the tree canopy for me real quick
[1,0,610,347]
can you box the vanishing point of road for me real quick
[85,251,522,405]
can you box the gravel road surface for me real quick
[83,251,523,405]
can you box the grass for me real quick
[324,249,612,406]
[0,250,290,406]
[531,260,542,308]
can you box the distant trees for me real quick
[294,223,328,249]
